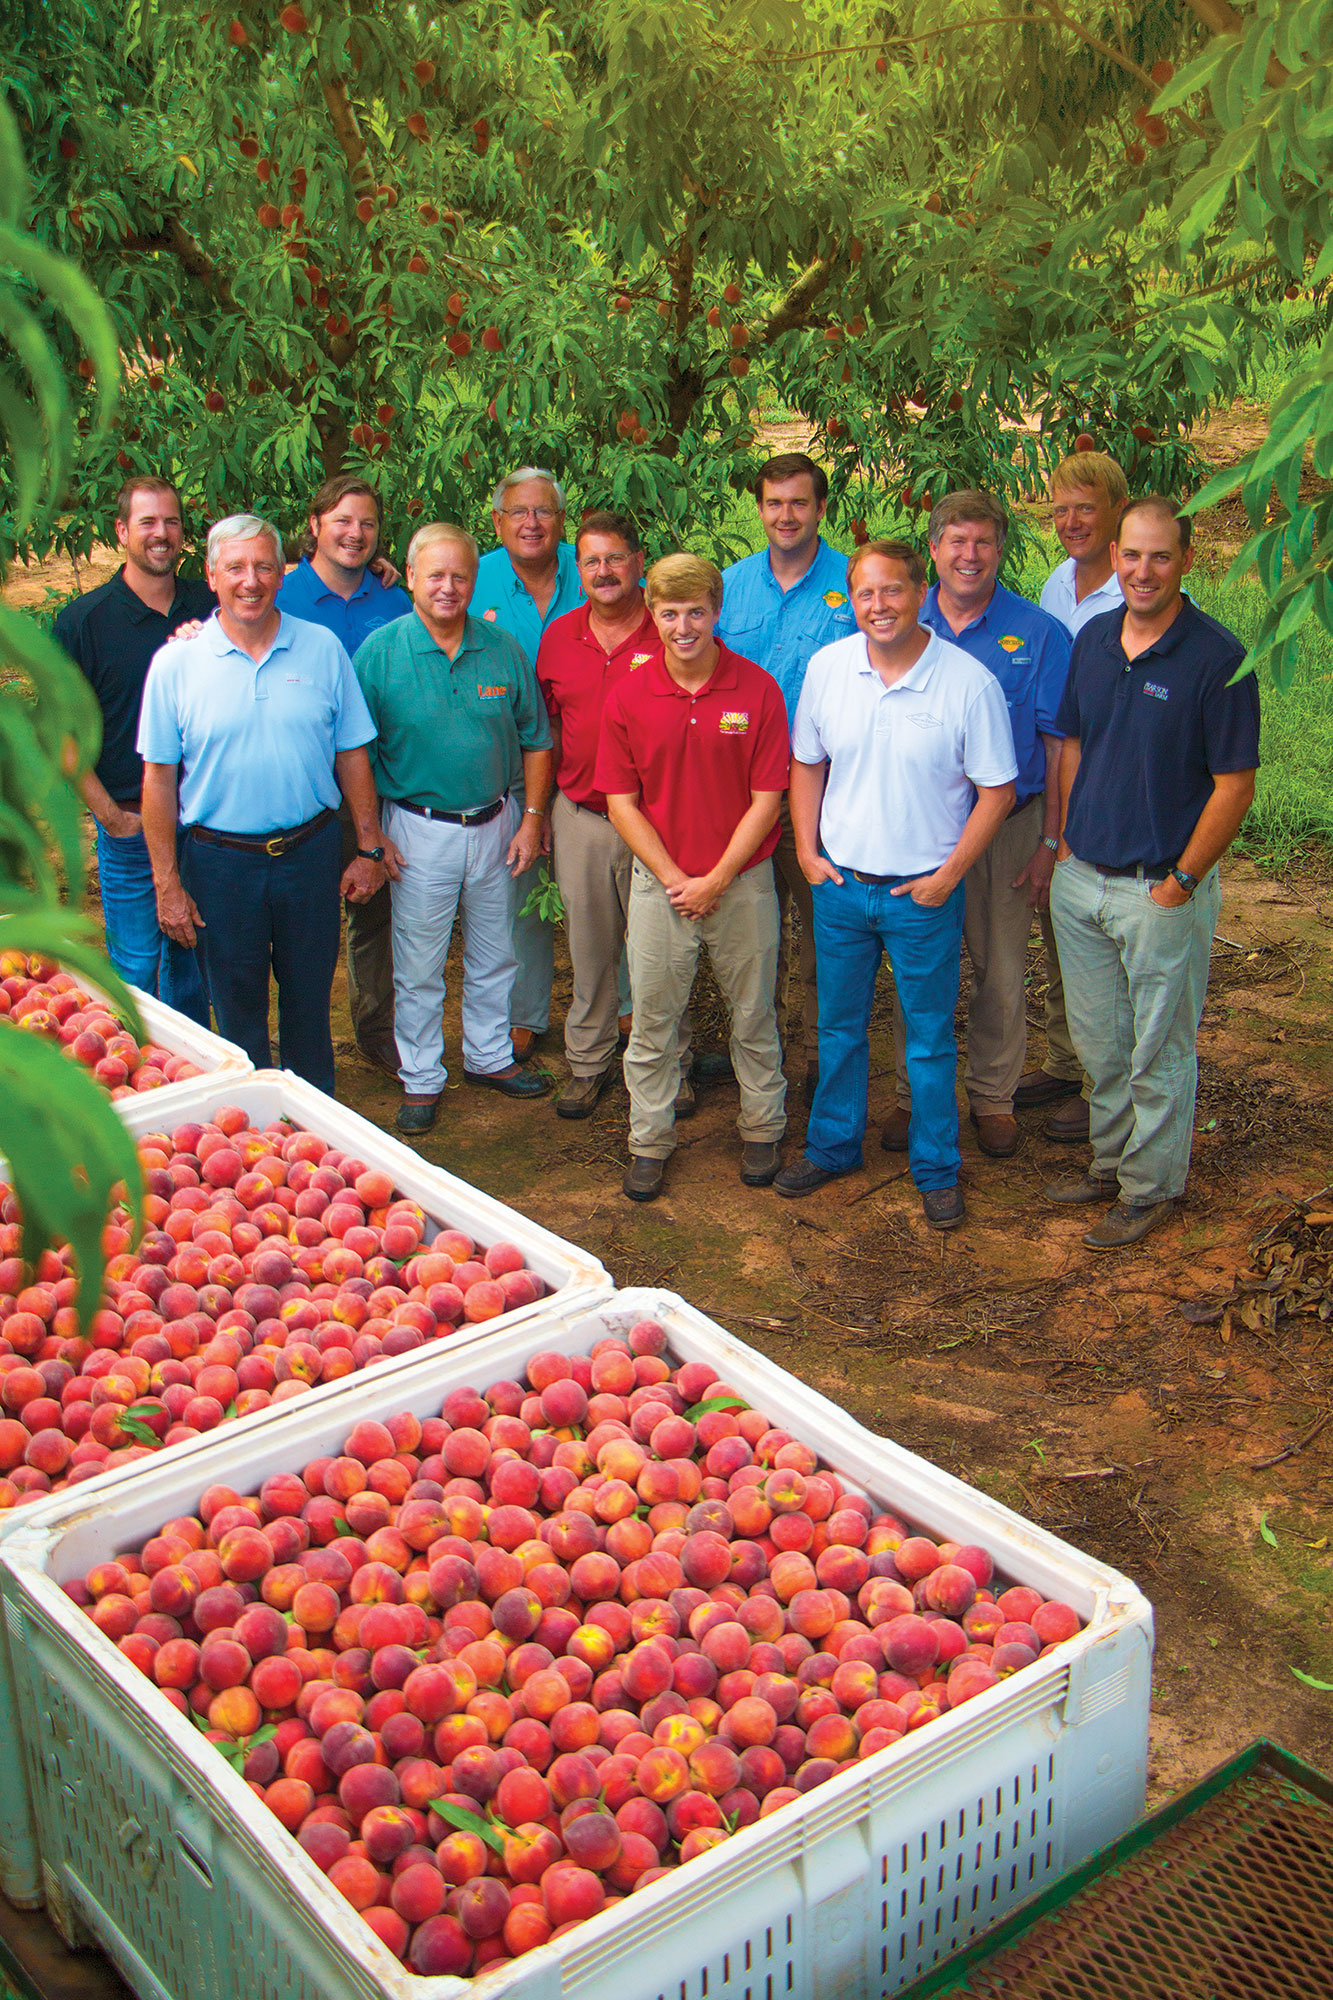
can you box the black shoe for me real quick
[356,1035,401,1078]
[740,1141,782,1186]
[693,1051,735,1085]
[395,1096,439,1134]
[774,1158,850,1199]
[921,1186,965,1230]
[463,1064,550,1098]
[623,1155,666,1201]
[556,1069,614,1120]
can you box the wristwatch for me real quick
[1042,836,1059,853]
[1170,867,1198,896]
[357,845,385,863]
[524,806,545,817]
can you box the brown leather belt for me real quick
[187,807,336,857]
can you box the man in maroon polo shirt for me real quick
[597,553,790,1202]
[536,511,660,1119]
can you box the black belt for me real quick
[390,796,505,826]
[848,868,908,886]
[187,807,335,857]
[1008,793,1040,818]
[573,800,609,820]
[1093,858,1176,879]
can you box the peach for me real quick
[328,1855,384,1911]
[542,1865,604,1928]
[390,1861,444,1926]
[894,1536,940,1582]
[435,1830,490,1885]
[1031,1600,1081,1646]
[502,1822,562,1885]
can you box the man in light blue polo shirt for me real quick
[774,540,1016,1229]
[276,475,411,1080]
[472,467,583,1061]
[138,513,393,1096]
[718,451,855,1094]
[882,491,1071,1161]
[1039,452,1127,638]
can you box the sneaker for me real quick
[1044,1096,1091,1143]
[556,1069,613,1120]
[921,1186,965,1230]
[1014,1069,1080,1107]
[1083,1198,1175,1249]
[623,1155,666,1202]
[740,1142,782,1187]
[971,1112,1019,1158]
[774,1158,851,1199]
[1044,1172,1119,1204]
[395,1096,439,1134]
[880,1106,911,1153]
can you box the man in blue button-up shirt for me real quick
[275,476,412,1080]
[718,453,855,1094]
[472,468,584,1061]
[885,491,1069,1160]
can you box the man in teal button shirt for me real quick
[472,467,583,1061]
[718,452,855,1095]
[353,523,554,1133]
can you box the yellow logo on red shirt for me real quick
[999,634,1027,652]
[823,590,847,608]
[718,711,750,734]
[629,653,652,668]
[477,684,506,698]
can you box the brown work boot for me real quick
[1083,1198,1176,1249]
[971,1111,1019,1158]
[1015,1068,1080,1107]
[1044,1172,1119,1204]
[880,1105,911,1153]
[1045,1095,1091,1143]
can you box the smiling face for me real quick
[311,492,380,575]
[206,534,283,626]
[649,596,717,674]
[1051,482,1119,566]
[850,554,928,652]
[117,486,184,580]
[1112,505,1193,622]
[930,516,1002,611]
[757,473,826,564]
[493,479,564,568]
[407,535,477,630]
[577,531,644,616]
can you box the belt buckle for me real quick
[265,834,286,856]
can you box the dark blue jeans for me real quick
[807,871,965,1190]
[180,816,341,1093]
[94,822,209,1025]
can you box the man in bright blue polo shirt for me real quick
[718,452,855,1095]
[138,513,393,1096]
[472,467,583,1062]
[276,476,411,1080]
[883,490,1069,1161]
[354,523,554,1134]
[1047,496,1259,1249]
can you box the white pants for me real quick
[384,801,516,1094]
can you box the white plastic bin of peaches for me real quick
[64,1316,1086,1981]
[0,1105,553,1503]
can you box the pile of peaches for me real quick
[0,952,206,1093]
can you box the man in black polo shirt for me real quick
[1047,495,1260,1248]
[54,477,212,1022]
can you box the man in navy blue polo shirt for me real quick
[1047,495,1259,1249]
[276,476,411,1079]
[718,452,856,1096]
[885,490,1068,1158]
[54,476,212,1023]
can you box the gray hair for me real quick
[491,467,565,513]
[406,522,479,570]
[207,513,284,567]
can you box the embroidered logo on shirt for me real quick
[998,635,1027,653]
[629,653,652,668]
[1144,682,1169,700]
[908,712,943,729]
[823,590,848,608]
[477,684,506,699]
[482,608,498,622]
[718,711,750,734]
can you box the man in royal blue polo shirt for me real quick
[1047,495,1259,1249]
[54,476,212,1023]
[718,452,856,1097]
[884,490,1069,1159]
[276,476,411,1080]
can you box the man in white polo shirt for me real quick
[774,540,1016,1228]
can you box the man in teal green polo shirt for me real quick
[352,523,554,1133]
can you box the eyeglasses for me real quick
[501,506,559,523]
[579,553,636,570]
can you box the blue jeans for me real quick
[807,871,965,1190]
[179,816,341,1093]
[94,822,209,1025]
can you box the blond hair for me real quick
[406,522,478,570]
[1050,452,1128,508]
[645,553,723,612]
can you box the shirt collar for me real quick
[300,555,373,605]
[647,643,739,697]
[924,581,1002,640]
[204,609,295,663]
[852,627,940,690]
[407,610,487,661]
[572,600,657,654]
[762,537,840,594]
[111,566,193,625]
[1119,598,1196,662]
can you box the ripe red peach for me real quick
[502,1822,563,1885]
[542,1865,604,1928]
[328,1855,384,1911]
[1031,1600,1081,1645]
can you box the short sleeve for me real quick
[508,642,553,752]
[962,674,1020,788]
[749,674,792,790]
[136,651,185,765]
[1054,639,1090,738]
[1032,616,1072,739]
[791,655,830,764]
[331,641,376,751]
[594,684,640,797]
[1202,655,1261,773]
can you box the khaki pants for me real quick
[625,861,787,1159]
[894,796,1042,1116]
[773,800,819,1060]
[1038,906,1088,1089]
[552,790,632,1077]
[338,799,394,1045]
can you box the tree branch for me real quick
[320,76,376,196]
[762,257,834,343]
[1111,253,1279,334]
[1179,0,1289,88]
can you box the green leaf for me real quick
[683,1395,748,1421]
[1291,1667,1333,1692]
[332,1517,355,1536]
[119,1414,160,1448]
[1258,1512,1278,1547]
[427,1800,506,1854]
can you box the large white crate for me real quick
[0,1069,609,1912]
[0,1289,1152,1999]
[88,983,254,1120]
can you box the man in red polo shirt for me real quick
[537,510,659,1119]
[598,553,790,1201]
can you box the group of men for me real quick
[57,443,1259,1250]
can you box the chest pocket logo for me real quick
[629,653,652,669]
[998,634,1027,654]
[718,710,750,735]
[1144,682,1169,701]
[823,590,848,608]
[908,712,943,729]
[477,684,507,699]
